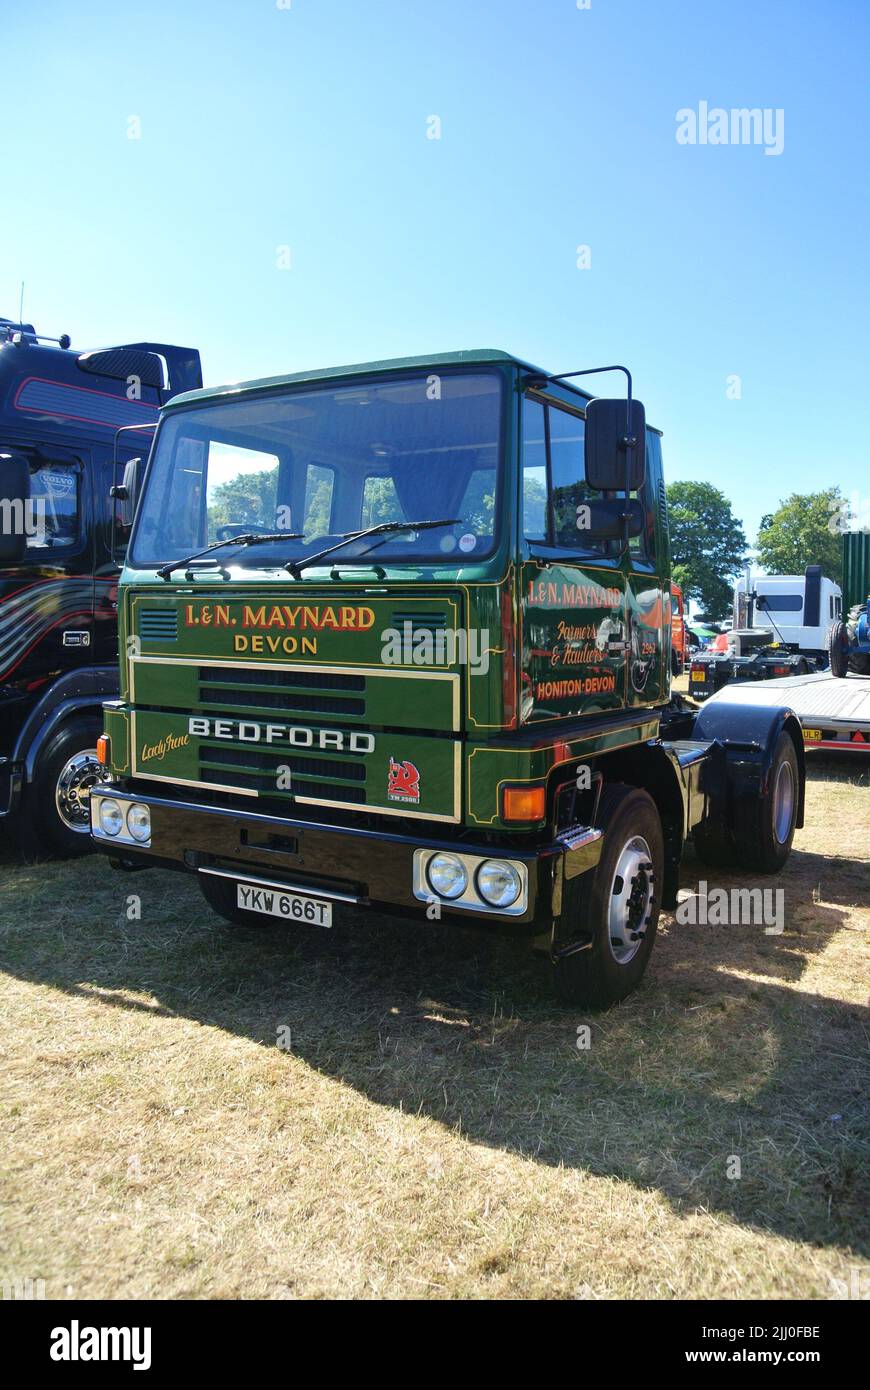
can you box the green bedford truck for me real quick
[90,351,805,1006]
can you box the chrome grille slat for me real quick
[139,610,178,641]
[199,766,366,802]
[201,745,364,781]
[199,666,364,691]
[196,663,366,720]
[198,686,365,716]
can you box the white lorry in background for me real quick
[733,568,842,661]
[690,566,841,700]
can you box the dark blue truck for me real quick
[0,317,201,855]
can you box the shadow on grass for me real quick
[1,783,868,1260]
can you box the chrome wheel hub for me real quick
[608,834,654,965]
[55,750,102,832]
[772,758,795,845]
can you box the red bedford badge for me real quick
[388,757,420,804]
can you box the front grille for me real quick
[197,665,366,719]
[139,609,178,642]
[200,741,366,803]
[390,611,448,632]
[200,667,364,691]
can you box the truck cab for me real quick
[735,568,841,660]
[690,567,840,699]
[90,350,805,1006]
[0,318,201,854]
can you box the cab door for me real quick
[519,393,626,725]
[0,442,94,688]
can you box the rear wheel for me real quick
[848,651,870,675]
[552,784,663,1008]
[694,730,799,874]
[17,716,104,858]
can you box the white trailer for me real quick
[705,670,870,751]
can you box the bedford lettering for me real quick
[188,717,374,753]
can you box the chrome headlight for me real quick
[426,852,468,899]
[476,859,522,908]
[98,798,123,837]
[125,803,151,843]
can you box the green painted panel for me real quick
[130,708,460,822]
[520,561,626,722]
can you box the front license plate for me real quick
[236,883,332,927]
[803,727,823,742]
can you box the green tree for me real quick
[756,488,844,583]
[208,467,278,537]
[666,481,747,621]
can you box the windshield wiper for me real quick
[156,532,302,581]
[285,519,460,579]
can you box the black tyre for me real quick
[828,620,849,678]
[739,730,800,873]
[16,716,104,858]
[552,784,663,1009]
[694,730,799,875]
[671,647,681,677]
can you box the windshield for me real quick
[130,370,503,570]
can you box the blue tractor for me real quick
[828,597,870,677]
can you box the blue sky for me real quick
[2,0,868,543]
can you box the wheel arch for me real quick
[14,669,117,782]
[548,741,687,911]
[691,699,806,830]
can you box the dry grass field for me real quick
[1,745,868,1300]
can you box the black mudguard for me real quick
[14,667,119,782]
[690,699,805,831]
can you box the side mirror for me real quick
[585,398,646,492]
[0,453,31,563]
[110,456,144,528]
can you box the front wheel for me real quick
[552,784,664,1009]
[16,716,105,858]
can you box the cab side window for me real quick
[547,405,598,548]
[27,459,81,550]
[521,399,548,542]
[521,397,604,556]
[628,481,656,567]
